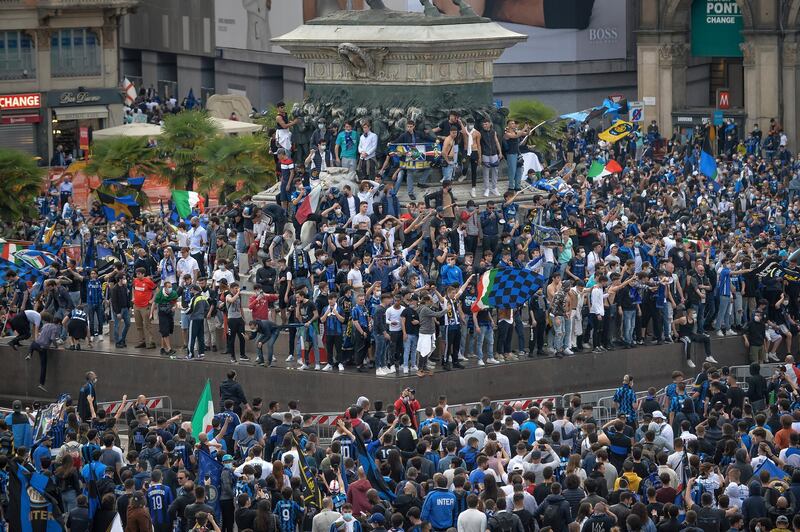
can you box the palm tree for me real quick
[0,148,44,222]
[84,136,164,207]
[507,99,565,161]
[197,135,275,203]
[160,110,219,190]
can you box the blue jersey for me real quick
[173,440,193,471]
[274,499,304,532]
[147,484,174,525]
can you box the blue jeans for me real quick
[403,334,418,368]
[113,308,130,344]
[475,323,495,361]
[236,231,246,253]
[395,169,414,196]
[553,316,566,352]
[715,294,732,331]
[663,304,673,340]
[295,325,321,364]
[622,309,636,345]
[443,163,458,181]
[506,153,520,189]
[256,329,280,364]
[87,302,104,335]
[373,332,387,368]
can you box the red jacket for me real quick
[346,478,372,515]
[394,397,421,429]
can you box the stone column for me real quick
[642,42,687,133]
[782,40,799,152]
[741,35,780,134]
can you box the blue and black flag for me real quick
[353,430,396,502]
[292,435,323,510]
[7,460,65,531]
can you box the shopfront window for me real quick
[0,31,36,81]
[51,29,101,78]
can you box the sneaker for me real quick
[322,364,333,371]
[592,347,603,353]
[239,354,250,361]
[478,359,486,366]
[314,364,321,370]
[492,188,500,196]
[299,363,308,371]
[285,355,294,362]
[230,357,236,363]
[388,364,395,373]
[725,330,737,336]
[185,355,194,360]
[483,189,491,197]
[687,359,696,368]
[705,355,719,363]
[376,368,387,376]
[402,366,409,374]
[134,342,146,348]
[542,347,556,356]
[338,363,344,371]
[716,330,725,337]
[37,384,47,392]
[408,193,417,200]
[488,357,500,364]
[767,352,780,362]
[471,187,476,198]
[563,348,574,356]
[160,348,166,355]
[167,349,176,356]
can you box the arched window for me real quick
[0,30,36,80]
[51,28,101,77]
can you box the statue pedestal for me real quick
[273,10,526,110]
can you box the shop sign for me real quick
[0,93,41,110]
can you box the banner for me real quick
[196,450,222,521]
[79,127,90,151]
[387,142,441,170]
[292,436,323,510]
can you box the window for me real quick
[51,29,101,77]
[0,31,36,80]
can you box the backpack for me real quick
[542,503,565,532]
[639,468,663,504]
[490,511,516,532]
[690,479,706,507]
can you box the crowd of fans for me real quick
[3,362,800,532]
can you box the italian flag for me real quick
[172,190,205,220]
[191,379,215,436]
[587,159,623,180]
[296,184,323,225]
[472,269,498,313]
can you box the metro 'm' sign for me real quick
[0,93,41,110]
[717,89,730,109]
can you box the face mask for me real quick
[467,125,474,132]
[343,513,353,521]
[335,209,342,215]
[164,288,172,294]
[318,124,325,130]
[320,145,327,150]
[224,462,233,469]
[468,206,475,212]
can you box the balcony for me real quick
[0,0,139,8]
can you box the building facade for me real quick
[638,0,800,150]
[0,0,136,162]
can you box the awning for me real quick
[53,105,108,120]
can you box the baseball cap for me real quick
[777,516,789,524]
[652,411,665,419]
[510,463,524,473]
[368,514,386,524]
[222,454,234,463]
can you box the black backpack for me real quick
[490,512,516,532]
[542,502,566,532]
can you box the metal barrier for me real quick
[730,363,782,382]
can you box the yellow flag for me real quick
[43,224,56,244]
[598,120,634,144]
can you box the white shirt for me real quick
[347,269,363,288]
[358,131,378,159]
[386,305,405,332]
[457,508,487,532]
[587,251,602,276]
[234,457,273,480]
[187,226,207,254]
[177,256,200,280]
[724,482,749,508]
[25,310,42,328]
[177,230,189,248]
[351,213,371,227]
[589,286,605,315]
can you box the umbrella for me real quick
[92,122,162,139]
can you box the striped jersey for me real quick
[274,499,304,532]
[146,483,174,525]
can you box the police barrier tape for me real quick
[97,395,170,416]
